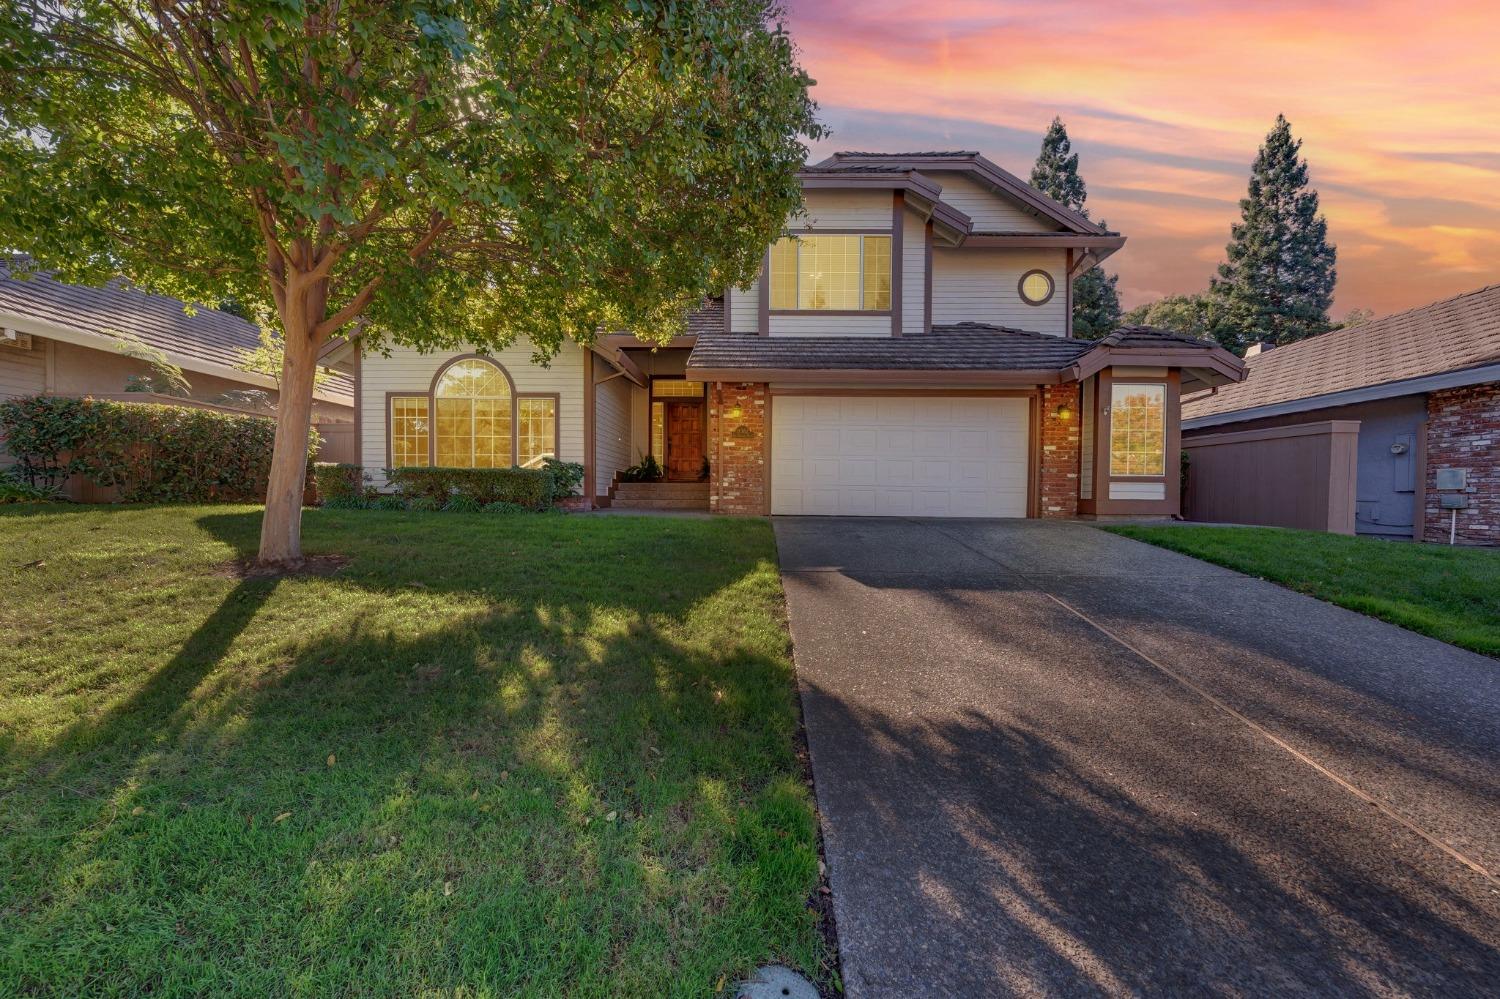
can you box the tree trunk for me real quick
[257,311,322,565]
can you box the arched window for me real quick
[434,358,512,467]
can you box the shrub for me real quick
[540,457,584,497]
[482,500,529,514]
[321,495,369,510]
[0,466,59,503]
[443,495,482,513]
[385,465,554,510]
[407,495,442,513]
[619,452,663,483]
[313,462,366,505]
[0,395,317,502]
[370,494,408,511]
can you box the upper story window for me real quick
[1109,383,1166,477]
[769,234,891,312]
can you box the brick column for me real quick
[708,382,768,515]
[1038,383,1082,518]
[1423,383,1499,544]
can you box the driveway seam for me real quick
[921,520,1500,889]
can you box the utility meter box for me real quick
[1440,494,1470,510]
[1435,467,1468,491]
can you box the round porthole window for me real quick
[1018,269,1055,306]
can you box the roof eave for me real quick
[684,365,1065,386]
[1070,343,1246,387]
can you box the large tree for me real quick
[0,1,821,563]
[1122,293,1221,342]
[1211,114,1336,353]
[1028,117,1121,338]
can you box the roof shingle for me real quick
[1181,285,1500,421]
[688,325,1094,373]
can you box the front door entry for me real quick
[665,400,705,480]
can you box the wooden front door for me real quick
[665,400,705,480]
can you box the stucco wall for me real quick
[358,338,585,489]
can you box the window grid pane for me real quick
[435,398,473,467]
[798,235,862,310]
[769,238,798,310]
[651,379,704,397]
[1109,383,1166,477]
[517,398,557,468]
[650,401,665,458]
[433,358,512,468]
[390,396,429,468]
[862,236,891,310]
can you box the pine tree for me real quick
[1211,115,1336,353]
[1029,118,1121,338]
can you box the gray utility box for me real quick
[1435,467,1468,491]
[1440,493,1470,510]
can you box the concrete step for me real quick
[613,481,709,499]
[609,497,711,511]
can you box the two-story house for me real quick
[328,151,1245,518]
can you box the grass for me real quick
[0,505,832,997]
[1105,524,1500,657]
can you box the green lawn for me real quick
[1106,525,1500,656]
[0,505,832,997]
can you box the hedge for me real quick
[312,462,366,503]
[385,465,554,510]
[0,395,318,503]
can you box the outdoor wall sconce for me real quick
[726,404,744,419]
[1055,403,1074,421]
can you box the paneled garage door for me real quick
[770,395,1030,517]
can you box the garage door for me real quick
[771,395,1030,517]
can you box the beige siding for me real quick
[770,313,889,337]
[929,173,1057,233]
[594,367,632,496]
[360,338,585,490]
[0,338,46,400]
[629,383,649,462]
[728,282,759,333]
[903,205,926,333]
[791,189,893,230]
[930,248,1069,335]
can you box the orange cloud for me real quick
[785,0,1500,317]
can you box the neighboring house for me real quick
[1181,284,1500,544]
[0,257,355,425]
[326,150,1244,517]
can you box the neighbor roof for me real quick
[0,257,353,402]
[1182,284,1500,425]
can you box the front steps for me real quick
[608,480,710,511]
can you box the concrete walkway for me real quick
[776,517,1500,997]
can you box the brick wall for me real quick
[708,382,767,515]
[1039,382,1081,517]
[1423,382,1499,545]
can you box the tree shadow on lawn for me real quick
[4,509,827,997]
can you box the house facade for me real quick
[336,151,1244,518]
[1182,284,1500,544]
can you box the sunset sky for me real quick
[782,0,1500,318]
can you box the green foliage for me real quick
[312,462,367,504]
[443,495,483,514]
[482,500,529,514]
[1211,115,1337,353]
[115,332,192,396]
[0,396,316,502]
[1029,118,1121,338]
[321,494,369,510]
[620,453,665,483]
[371,493,408,511]
[407,495,443,513]
[0,466,59,503]
[237,326,333,391]
[0,1,823,359]
[540,456,585,498]
[1123,293,1222,342]
[386,466,554,509]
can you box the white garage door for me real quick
[771,395,1030,517]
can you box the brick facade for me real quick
[1423,382,1499,545]
[708,382,768,516]
[1038,382,1081,517]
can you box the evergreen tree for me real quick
[1211,115,1336,353]
[1122,293,1220,342]
[1029,118,1121,338]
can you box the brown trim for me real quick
[1064,249,1074,338]
[1414,417,1429,542]
[1071,347,1244,385]
[515,391,562,467]
[763,389,773,515]
[923,221,933,334]
[426,353,521,466]
[782,227,894,235]
[768,387,1038,398]
[758,249,770,336]
[891,191,905,336]
[351,343,362,464]
[1018,268,1056,306]
[961,233,1128,250]
[796,172,944,202]
[600,334,698,350]
[1027,391,1041,519]
[1083,368,1182,516]
[583,350,596,503]
[689,366,1066,385]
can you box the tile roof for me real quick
[0,257,353,401]
[688,324,1093,373]
[683,297,724,337]
[1181,284,1500,421]
[832,151,981,158]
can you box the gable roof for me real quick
[812,151,1109,237]
[0,257,353,403]
[1182,284,1500,426]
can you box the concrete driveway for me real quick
[776,518,1500,998]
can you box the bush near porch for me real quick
[0,505,831,996]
